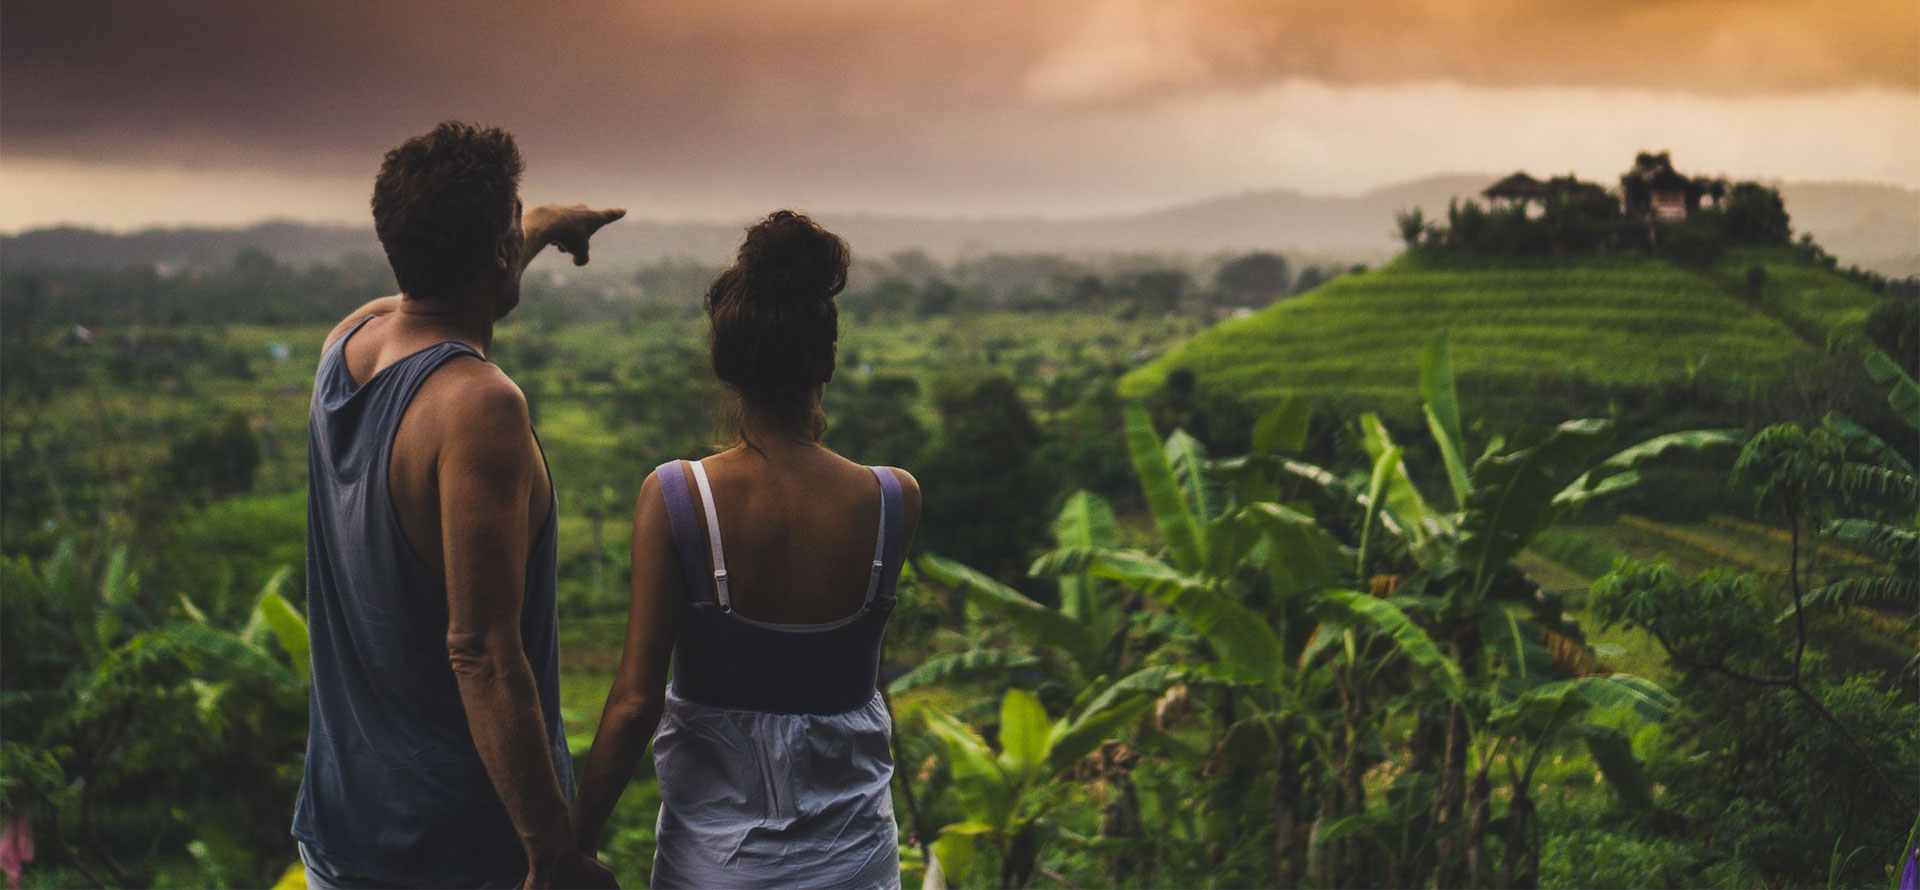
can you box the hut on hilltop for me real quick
[1482,170,1611,217]
[1620,151,1726,223]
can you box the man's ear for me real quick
[493,234,515,273]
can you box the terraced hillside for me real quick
[1120,253,1881,410]
[1711,246,1885,344]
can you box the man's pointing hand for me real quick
[522,204,627,269]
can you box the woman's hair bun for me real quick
[736,210,849,302]
[705,210,848,436]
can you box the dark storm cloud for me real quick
[3,0,1913,174]
[0,2,1057,176]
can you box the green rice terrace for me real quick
[1121,248,1884,412]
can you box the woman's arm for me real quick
[569,470,682,856]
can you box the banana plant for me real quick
[1463,673,1677,888]
[921,686,1155,889]
[2,543,310,888]
[899,490,1138,696]
[1105,332,1714,884]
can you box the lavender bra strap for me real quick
[655,461,715,606]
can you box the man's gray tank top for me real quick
[293,316,571,887]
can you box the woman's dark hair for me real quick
[707,210,849,442]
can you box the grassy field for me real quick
[1119,253,1878,409]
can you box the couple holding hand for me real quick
[295,122,918,890]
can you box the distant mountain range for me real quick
[5,175,1915,277]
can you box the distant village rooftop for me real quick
[1484,152,1726,223]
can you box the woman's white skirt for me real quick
[651,685,901,890]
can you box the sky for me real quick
[2,0,1916,232]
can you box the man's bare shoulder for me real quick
[413,357,529,442]
[321,296,403,352]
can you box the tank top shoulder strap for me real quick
[655,460,718,607]
[314,315,378,399]
[868,466,907,604]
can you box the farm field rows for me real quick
[1120,254,1880,409]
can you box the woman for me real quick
[569,210,919,889]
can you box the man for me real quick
[294,121,623,889]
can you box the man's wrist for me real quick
[525,826,579,867]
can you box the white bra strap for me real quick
[865,468,887,606]
[686,460,732,610]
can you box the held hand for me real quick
[522,204,627,268]
[524,850,618,889]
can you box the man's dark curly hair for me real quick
[371,121,524,299]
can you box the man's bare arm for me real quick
[519,205,626,272]
[569,471,681,854]
[437,368,611,887]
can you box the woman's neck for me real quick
[735,399,823,457]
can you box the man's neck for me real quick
[394,292,498,356]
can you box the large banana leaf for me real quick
[918,554,1102,674]
[930,829,977,886]
[1574,723,1655,810]
[1482,608,1554,689]
[1420,331,1472,510]
[243,568,308,686]
[890,649,1042,693]
[1084,550,1284,686]
[1359,414,1445,544]
[1453,419,1615,599]
[1047,694,1154,774]
[1277,458,1410,544]
[997,688,1051,781]
[1488,677,1592,737]
[1204,510,1267,577]
[1318,590,1465,704]
[93,546,135,650]
[165,622,306,695]
[922,709,1014,828]
[1051,491,1118,624]
[1864,350,1920,430]
[1252,396,1313,458]
[1237,502,1347,598]
[1165,430,1217,525]
[1552,470,1642,510]
[1124,403,1207,572]
[1070,664,1186,719]
[1520,674,1676,722]
[1358,443,1403,574]
[1557,429,1743,507]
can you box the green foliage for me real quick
[1420,332,1471,509]
[1863,296,1919,375]
[921,684,1156,888]
[1213,252,1290,305]
[165,413,261,501]
[1122,403,1207,572]
[919,375,1050,579]
[1725,182,1793,246]
[1452,418,1617,597]
[823,373,928,469]
[1,538,308,888]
